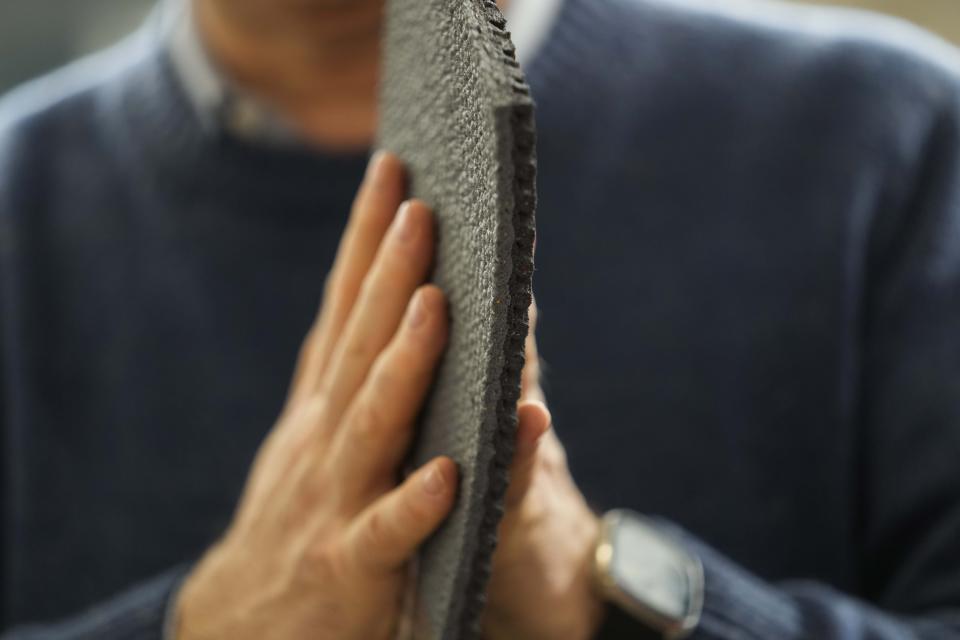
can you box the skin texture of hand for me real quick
[174,152,457,640]
[483,309,606,640]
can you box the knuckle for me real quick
[542,438,567,472]
[279,397,329,450]
[297,538,348,586]
[401,485,433,523]
[405,325,441,354]
[350,399,387,443]
[369,355,409,396]
[394,332,438,372]
[342,335,373,367]
[521,482,550,524]
[294,395,329,427]
[356,272,384,307]
[385,227,425,264]
[294,464,328,510]
[363,509,394,549]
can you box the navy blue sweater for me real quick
[2,0,960,637]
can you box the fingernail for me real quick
[407,290,429,330]
[392,201,417,244]
[365,150,386,181]
[422,462,448,496]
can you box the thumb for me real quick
[504,401,551,509]
[520,301,545,404]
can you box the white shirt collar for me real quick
[164,0,562,142]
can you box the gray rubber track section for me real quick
[378,0,537,637]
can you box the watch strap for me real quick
[596,603,663,639]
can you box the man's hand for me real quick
[173,152,457,640]
[485,309,606,640]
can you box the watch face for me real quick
[610,517,692,622]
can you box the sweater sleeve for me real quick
[677,533,960,639]
[0,568,188,640]
[669,67,960,640]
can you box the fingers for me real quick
[315,199,435,424]
[330,285,449,498]
[520,301,544,404]
[346,457,458,574]
[291,151,405,400]
[507,300,548,509]
[504,401,552,509]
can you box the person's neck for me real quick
[196,0,384,149]
[196,0,509,151]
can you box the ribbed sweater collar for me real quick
[104,50,366,218]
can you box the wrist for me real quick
[172,542,235,640]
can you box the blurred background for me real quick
[0,0,959,95]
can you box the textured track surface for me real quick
[378,0,537,637]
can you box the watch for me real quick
[592,510,705,639]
